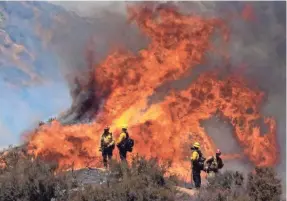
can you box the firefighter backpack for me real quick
[119,132,134,152]
[196,150,206,170]
[125,132,134,152]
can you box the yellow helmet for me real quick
[193,142,200,148]
[122,125,128,130]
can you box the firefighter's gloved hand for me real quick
[107,143,114,147]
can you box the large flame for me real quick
[27,5,278,178]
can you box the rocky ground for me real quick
[73,167,109,185]
[70,167,197,200]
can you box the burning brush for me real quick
[25,4,279,179]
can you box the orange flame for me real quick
[26,5,278,178]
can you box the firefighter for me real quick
[204,149,224,178]
[99,126,115,168]
[116,125,130,162]
[190,142,205,189]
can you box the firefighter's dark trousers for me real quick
[119,148,127,161]
[192,169,201,188]
[102,147,113,168]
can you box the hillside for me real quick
[0,147,284,201]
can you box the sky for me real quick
[0,2,72,149]
[0,1,130,149]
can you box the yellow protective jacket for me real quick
[101,132,115,148]
[191,150,199,161]
[116,132,127,146]
[190,149,202,171]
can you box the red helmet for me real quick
[216,149,221,155]
[104,125,110,130]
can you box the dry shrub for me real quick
[195,167,283,201]
[0,147,75,201]
[0,149,179,201]
[71,155,179,201]
[206,171,244,189]
[195,171,250,201]
[247,167,282,201]
[0,147,283,201]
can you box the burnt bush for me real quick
[0,147,75,201]
[70,155,179,201]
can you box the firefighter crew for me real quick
[190,142,205,189]
[99,126,115,168]
[205,148,224,178]
[116,125,129,161]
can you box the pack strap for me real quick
[125,131,129,139]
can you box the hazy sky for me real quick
[0,2,71,149]
[0,1,128,149]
